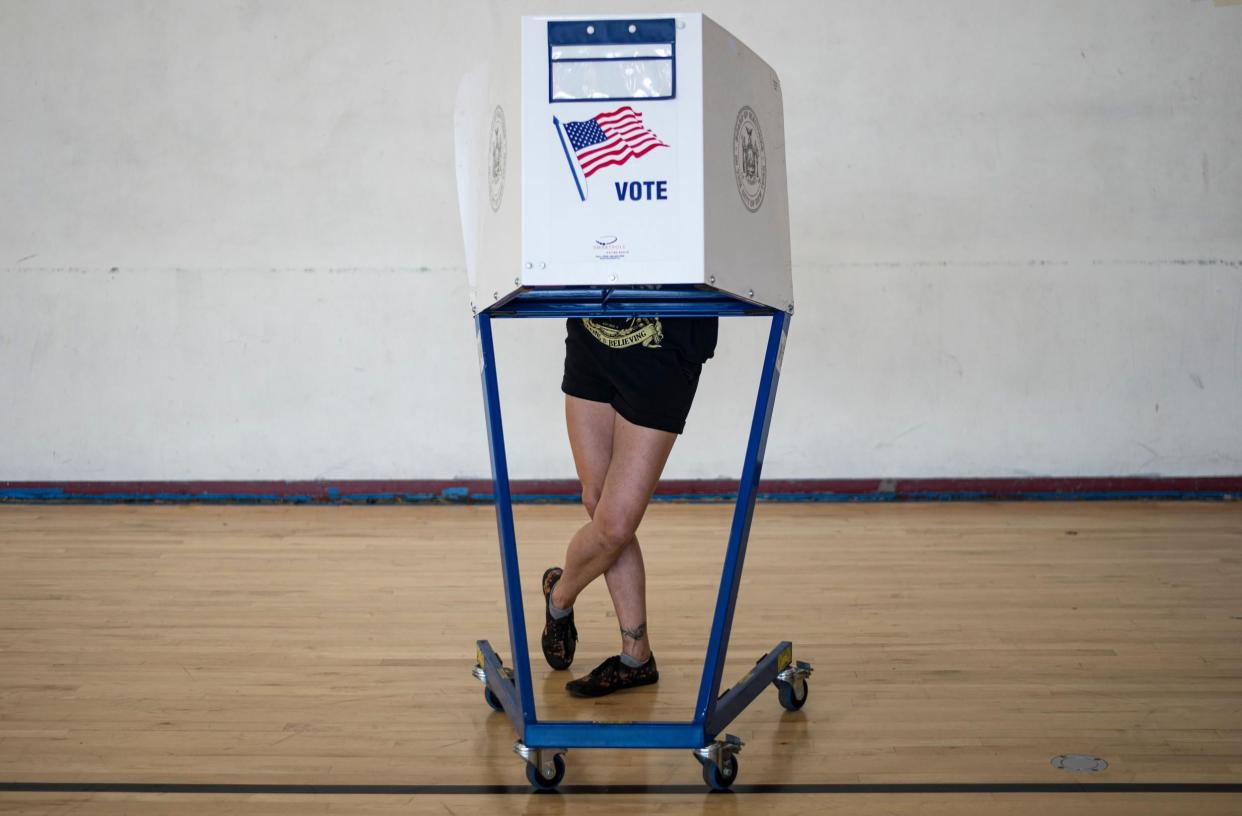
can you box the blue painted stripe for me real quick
[2,489,1236,505]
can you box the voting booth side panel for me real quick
[462,17,522,313]
[453,63,487,307]
[519,14,706,289]
[701,15,793,312]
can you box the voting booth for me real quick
[456,13,792,314]
[456,13,810,791]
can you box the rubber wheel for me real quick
[483,685,503,712]
[776,678,808,711]
[526,754,566,791]
[701,754,738,791]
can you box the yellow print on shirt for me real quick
[583,317,664,349]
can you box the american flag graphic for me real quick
[561,106,668,178]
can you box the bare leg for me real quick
[553,411,675,605]
[558,398,674,661]
[603,539,650,662]
[563,395,615,519]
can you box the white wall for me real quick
[2,0,1240,481]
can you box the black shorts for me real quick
[561,318,705,435]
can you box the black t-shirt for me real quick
[579,316,718,364]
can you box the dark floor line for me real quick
[3,781,1241,795]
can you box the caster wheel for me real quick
[484,685,504,712]
[526,754,566,791]
[775,678,808,712]
[701,754,738,791]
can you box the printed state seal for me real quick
[732,106,766,213]
[488,105,507,212]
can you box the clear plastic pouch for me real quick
[548,20,676,103]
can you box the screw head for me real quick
[747,289,755,298]
[539,262,546,269]
[514,277,520,286]
[787,303,795,314]
[524,262,533,269]
[492,291,498,299]
[609,273,617,282]
[709,275,716,285]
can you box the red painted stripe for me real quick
[580,138,659,173]
[607,121,645,136]
[581,141,667,177]
[606,127,646,143]
[579,127,652,159]
[601,115,643,133]
[594,106,638,125]
[577,135,625,162]
[2,477,1239,502]
[582,133,658,165]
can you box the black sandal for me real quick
[565,654,659,698]
[541,567,577,670]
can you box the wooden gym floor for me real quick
[0,501,1240,814]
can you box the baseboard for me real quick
[1,477,1238,503]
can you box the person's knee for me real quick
[581,486,603,519]
[593,509,638,554]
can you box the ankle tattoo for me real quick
[620,622,647,641]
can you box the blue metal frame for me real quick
[475,286,791,751]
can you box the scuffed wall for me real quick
[2,0,1239,480]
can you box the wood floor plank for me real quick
[0,502,1240,814]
